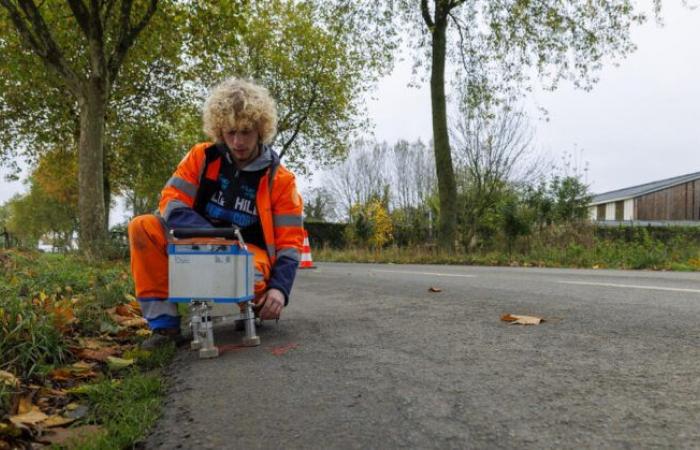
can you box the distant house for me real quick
[589,171,700,223]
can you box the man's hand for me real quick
[255,288,285,320]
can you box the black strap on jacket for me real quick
[192,143,228,216]
[193,143,280,217]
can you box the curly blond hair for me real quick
[202,78,278,144]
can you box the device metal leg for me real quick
[198,302,219,358]
[189,301,202,351]
[241,301,260,347]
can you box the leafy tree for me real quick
[4,147,79,249]
[109,108,199,217]
[0,201,13,248]
[346,197,394,249]
[5,185,77,250]
[0,1,195,229]
[397,0,657,250]
[550,175,591,224]
[1,1,396,249]
[186,0,396,172]
[32,147,79,208]
[522,180,554,231]
[0,0,165,257]
[500,195,530,255]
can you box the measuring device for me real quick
[167,227,260,358]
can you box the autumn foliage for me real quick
[0,250,157,448]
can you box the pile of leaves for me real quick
[0,250,161,448]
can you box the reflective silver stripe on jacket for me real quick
[277,247,300,262]
[139,300,178,320]
[273,214,303,228]
[163,199,191,221]
[266,244,276,259]
[165,176,197,198]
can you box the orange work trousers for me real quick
[128,214,270,330]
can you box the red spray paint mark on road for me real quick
[268,343,299,356]
[217,344,248,354]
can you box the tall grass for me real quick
[314,227,700,271]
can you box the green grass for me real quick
[0,250,133,380]
[0,249,175,449]
[67,344,175,450]
[315,237,700,271]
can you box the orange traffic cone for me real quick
[299,230,316,269]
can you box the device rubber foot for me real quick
[198,347,219,359]
[241,336,261,347]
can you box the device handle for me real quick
[170,227,240,239]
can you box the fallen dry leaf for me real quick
[106,356,134,371]
[115,304,137,318]
[40,425,105,446]
[48,361,98,381]
[41,415,76,428]
[9,407,48,426]
[107,306,147,328]
[135,328,152,337]
[36,386,67,398]
[428,286,442,293]
[47,369,72,382]
[128,299,141,314]
[72,361,96,372]
[120,317,147,328]
[75,347,119,362]
[76,337,110,350]
[0,371,18,388]
[47,300,76,332]
[501,314,545,325]
[17,396,33,415]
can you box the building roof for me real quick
[590,171,700,205]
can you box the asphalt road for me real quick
[144,263,700,449]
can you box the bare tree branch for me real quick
[65,0,90,37]
[107,0,158,83]
[280,87,319,158]
[420,0,434,29]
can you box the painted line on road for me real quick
[372,269,476,278]
[558,280,700,294]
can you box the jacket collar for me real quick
[217,142,279,172]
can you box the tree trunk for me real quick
[430,10,458,251]
[77,82,108,259]
[103,149,111,231]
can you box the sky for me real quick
[1,1,698,220]
[362,1,700,195]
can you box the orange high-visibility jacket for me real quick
[158,142,304,267]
